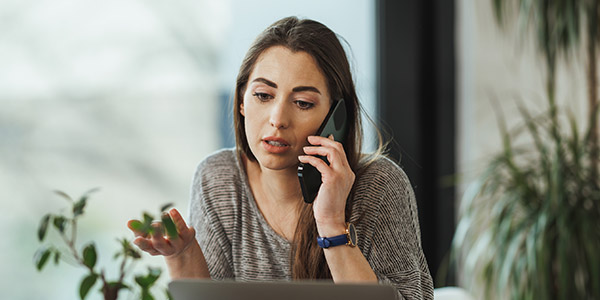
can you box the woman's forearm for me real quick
[317,222,377,283]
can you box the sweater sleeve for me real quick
[356,159,434,300]
[189,159,235,279]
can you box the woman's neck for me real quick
[242,153,304,240]
[243,155,303,206]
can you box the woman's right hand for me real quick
[127,208,210,279]
[127,208,196,258]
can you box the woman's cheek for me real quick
[244,117,257,144]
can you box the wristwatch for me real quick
[317,222,357,248]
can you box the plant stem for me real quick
[61,218,113,300]
[59,219,82,263]
[118,256,128,283]
[71,217,77,248]
[588,0,599,184]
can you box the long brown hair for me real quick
[233,16,382,279]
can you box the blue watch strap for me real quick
[317,234,348,248]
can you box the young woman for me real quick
[128,17,433,299]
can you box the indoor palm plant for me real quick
[453,0,600,299]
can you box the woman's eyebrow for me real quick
[251,77,277,88]
[251,77,321,95]
[292,86,321,94]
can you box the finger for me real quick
[303,145,335,158]
[151,221,164,237]
[298,155,331,176]
[169,226,197,250]
[308,135,342,147]
[161,212,178,239]
[187,226,196,240]
[150,222,173,254]
[307,136,346,160]
[303,145,348,170]
[170,210,196,242]
[133,237,160,256]
[127,219,148,238]
[169,208,189,234]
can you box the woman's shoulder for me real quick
[355,155,411,189]
[192,148,242,188]
[194,147,239,174]
[197,148,237,168]
[190,148,244,214]
[351,155,415,217]
[351,154,420,241]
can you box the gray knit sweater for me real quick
[189,148,433,300]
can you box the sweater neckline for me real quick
[232,149,292,246]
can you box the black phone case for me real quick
[297,99,348,203]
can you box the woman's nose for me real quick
[269,101,289,129]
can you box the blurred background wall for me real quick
[0,1,375,299]
[457,0,587,176]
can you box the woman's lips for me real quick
[262,137,290,154]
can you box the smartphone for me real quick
[297,99,348,203]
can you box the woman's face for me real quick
[241,45,332,171]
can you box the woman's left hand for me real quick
[298,135,355,235]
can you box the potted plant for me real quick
[453,1,600,299]
[34,189,173,300]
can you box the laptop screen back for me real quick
[169,279,398,300]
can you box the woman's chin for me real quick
[255,153,300,172]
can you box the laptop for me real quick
[169,279,398,300]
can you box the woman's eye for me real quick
[252,92,272,102]
[295,100,314,110]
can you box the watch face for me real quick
[348,223,357,246]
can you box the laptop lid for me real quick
[169,279,398,300]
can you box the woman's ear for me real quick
[240,102,245,117]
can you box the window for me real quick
[0,1,375,298]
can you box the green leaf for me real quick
[142,213,155,235]
[52,215,67,233]
[160,203,174,212]
[143,213,154,223]
[73,198,87,217]
[79,273,97,300]
[129,220,144,231]
[38,214,51,241]
[517,104,550,173]
[135,276,148,288]
[135,268,161,288]
[82,187,101,196]
[34,247,52,271]
[125,246,141,260]
[73,188,99,217]
[54,190,73,202]
[53,249,61,265]
[148,266,161,278]
[114,238,141,260]
[82,244,97,269]
[141,290,154,300]
[492,0,503,24]
[128,249,141,259]
[161,213,178,239]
